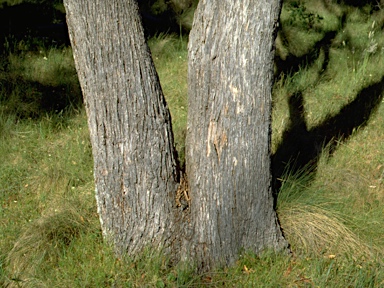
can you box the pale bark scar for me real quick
[207,121,227,162]
[229,84,245,114]
[229,84,240,101]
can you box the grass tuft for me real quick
[280,203,375,257]
[5,197,94,287]
[277,151,382,258]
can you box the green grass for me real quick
[149,34,188,166]
[1,1,384,287]
[1,45,81,118]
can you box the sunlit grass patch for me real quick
[274,46,384,278]
[311,109,384,248]
[276,156,383,287]
[280,202,375,257]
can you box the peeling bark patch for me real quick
[207,121,227,162]
[213,132,227,162]
[206,121,215,157]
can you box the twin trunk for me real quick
[64,0,287,270]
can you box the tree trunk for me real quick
[186,0,288,270]
[64,0,179,255]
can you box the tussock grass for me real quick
[280,203,375,257]
[276,156,377,258]
[5,198,92,286]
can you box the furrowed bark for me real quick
[186,0,288,270]
[64,0,179,256]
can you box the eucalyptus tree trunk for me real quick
[64,0,288,270]
[64,0,179,255]
[186,0,288,270]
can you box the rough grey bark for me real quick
[64,0,179,255]
[186,0,288,269]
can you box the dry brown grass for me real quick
[279,203,379,259]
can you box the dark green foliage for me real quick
[286,1,323,29]
[0,1,69,51]
[138,0,198,36]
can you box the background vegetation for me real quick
[1,0,383,286]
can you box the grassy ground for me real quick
[1,0,384,287]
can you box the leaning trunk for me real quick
[64,0,179,255]
[186,0,288,270]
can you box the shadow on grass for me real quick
[0,2,82,119]
[0,76,82,119]
[275,30,338,77]
[272,76,384,199]
[272,1,384,202]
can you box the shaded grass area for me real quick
[1,0,384,286]
[0,46,82,118]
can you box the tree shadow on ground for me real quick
[275,30,338,77]
[0,3,83,119]
[272,76,384,201]
[271,1,384,203]
[0,75,82,119]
